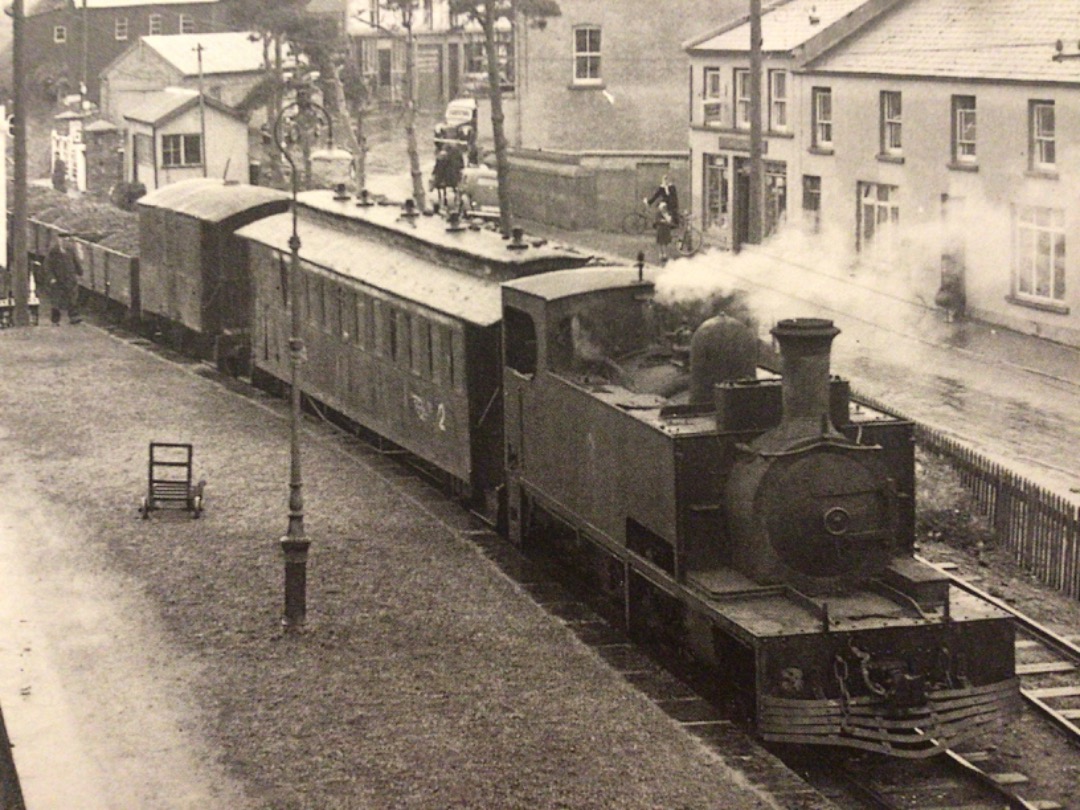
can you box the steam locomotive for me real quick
[500,267,1018,757]
[48,178,1019,757]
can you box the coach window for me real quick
[439,325,456,389]
[424,321,435,380]
[386,306,398,360]
[312,276,325,327]
[330,283,343,339]
[358,294,372,350]
[343,290,356,342]
[301,273,311,325]
[401,312,414,371]
[504,307,537,375]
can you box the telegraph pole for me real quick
[195,42,208,177]
[10,0,30,326]
[747,0,765,245]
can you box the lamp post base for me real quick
[280,537,311,630]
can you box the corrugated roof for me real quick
[689,0,873,53]
[236,213,505,327]
[141,32,271,76]
[121,87,240,125]
[137,179,288,223]
[808,0,1080,82]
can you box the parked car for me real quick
[435,98,479,166]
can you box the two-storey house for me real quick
[801,0,1080,347]
[685,0,901,250]
[26,0,226,103]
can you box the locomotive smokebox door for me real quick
[726,319,896,593]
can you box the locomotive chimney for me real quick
[772,318,841,437]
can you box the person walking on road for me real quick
[38,233,83,325]
[645,174,680,227]
[445,145,465,208]
[432,147,452,208]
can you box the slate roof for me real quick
[121,87,242,125]
[686,0,875,54]
[139,32,269,76]
[807,0,1080,83]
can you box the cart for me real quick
[139,442,204,518]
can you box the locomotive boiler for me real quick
[502,266,1019,757]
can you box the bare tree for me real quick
[380,1,427,208]
[449,0,560,235]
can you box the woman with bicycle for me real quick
[645,175,680,227]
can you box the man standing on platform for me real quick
[39,233,82,325]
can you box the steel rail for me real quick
[915,554,1080,747]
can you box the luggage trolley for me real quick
[140,442,204,518]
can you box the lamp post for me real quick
[272,78,333,630]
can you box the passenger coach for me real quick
[236,190,598,514]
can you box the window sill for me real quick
[767,130,794,139]
[567,81,605,91]
[1025,168,1059,181]
[947,161,978,172]
[1006,294,1069,315]
[876,153,905,165]
[808,146,834,156]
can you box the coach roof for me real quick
[137,179,289,224]
[237,213,504,327]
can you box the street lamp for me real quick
[272,78,333,630]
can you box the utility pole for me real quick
[10,0,30,326]
[747,0,765,245]
[195,42,208,177]
[81,0,89,100]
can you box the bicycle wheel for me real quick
[622,210,650,235]
[676,225,703,256]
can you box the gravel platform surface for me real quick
[0,322,814,809]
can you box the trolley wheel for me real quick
[676,225,703,257]
[621,210,650,236]
[140,496,149,519]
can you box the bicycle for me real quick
[622,203,703,257]
[621,201,652,235]
[673,214,703,257]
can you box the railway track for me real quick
[916,556,1080,747]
